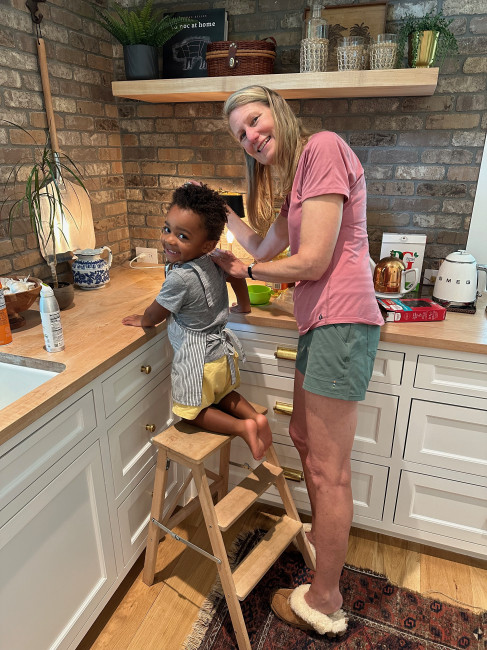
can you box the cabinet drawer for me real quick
[117,459,178,567]
[414,355,487,399]
[239,371,397,458]
[0,392,96,511]
[108,368,171,499]
[370,349,404,386]
[394,471,487,547]
[102,335,171,417]
[234,329,298,378]
[229,439,388,521]
[404,400,487,477]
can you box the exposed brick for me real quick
[417,183,467,197]
[426,113,480,130]
[370,149,418,164]
[350,133,397,147]
[447,166,480,181]
[463,56,487,73]
[443,199,474,214]
[396,165,445,181]
[421,149,474,164]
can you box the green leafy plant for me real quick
[397,10,459,67]
[1,123,88,286]
[94,0,192,47]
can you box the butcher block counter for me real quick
[1,264,486,447]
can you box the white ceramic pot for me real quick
[72,247,112,290]
[432,250,487,304]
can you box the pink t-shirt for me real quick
[281,132,383,335]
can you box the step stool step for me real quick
[215,462,283,531]
[232,515,302,601]
[151,402,268,463]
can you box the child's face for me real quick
[161,205,217,264]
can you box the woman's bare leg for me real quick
[289,369,357,615]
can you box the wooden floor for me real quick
[78,503,487,650]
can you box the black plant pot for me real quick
[123,44,159,80]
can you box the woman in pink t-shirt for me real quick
[212,85,383,637]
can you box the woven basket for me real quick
[206,37,276,76]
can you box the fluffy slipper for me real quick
[270,588,314,631]
[292,523,316,564]
[289,584,348,636]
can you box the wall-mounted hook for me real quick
[26,0,46,25]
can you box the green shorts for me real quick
[295,323,380,401]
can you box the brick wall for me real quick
[1,0,486,281]
[0,0,130,282]
[120,0,486,273]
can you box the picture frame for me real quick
[304,1,388,71]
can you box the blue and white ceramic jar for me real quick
[72,247,113,290]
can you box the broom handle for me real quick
[36,37,60,154]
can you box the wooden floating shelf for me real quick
[112,68,439,103]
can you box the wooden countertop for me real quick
[1,264,486,447]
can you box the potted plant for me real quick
[1,124,89,308]
[94,0,192,80]
[397,10,458,68]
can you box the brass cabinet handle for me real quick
[145,424,156,433]
[274,346,297,361]
[273,401,293,416]
[282,466,304,482]
[141,365,152,374]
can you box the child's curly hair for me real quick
[170,183,228,241]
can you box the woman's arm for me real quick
[214,194,343,282]
[226,207,289,262]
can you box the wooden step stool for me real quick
[143,403,315,650]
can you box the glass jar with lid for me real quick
[300,3,329,73]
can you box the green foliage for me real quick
[94,0,192,47]
[397,10,459,67]
[1,123,88,285]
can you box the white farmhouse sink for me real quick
[0,354,65,410]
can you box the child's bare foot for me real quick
[239,418,266,460]
[255,413,273,453]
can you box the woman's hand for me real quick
[211,249,248,279]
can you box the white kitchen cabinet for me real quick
[229,323,487,560]
[0,331,177,650]
[0,440,116,650]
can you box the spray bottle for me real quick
[39,284,65,352]
[0,282,13,345]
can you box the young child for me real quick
[123,183,272,461]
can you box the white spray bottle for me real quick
[39,284,65,352]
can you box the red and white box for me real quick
[377,297,447,323]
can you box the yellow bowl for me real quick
[248,284,271,305]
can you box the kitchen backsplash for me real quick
[0,0,485,282]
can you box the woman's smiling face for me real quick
[228,102,276,165]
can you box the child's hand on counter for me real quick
[230,302,251,314]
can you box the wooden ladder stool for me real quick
[143,403,315,650]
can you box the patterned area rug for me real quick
[183,529,486,650]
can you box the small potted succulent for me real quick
[397,10,459,68]
[94,0,192,80]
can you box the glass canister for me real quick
[369,33,398,70]
[300,3,329,73]
[336,36,366,71]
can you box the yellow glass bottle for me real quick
[266,247,293,297]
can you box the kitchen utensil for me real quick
[36,37,95,259]
[248,284,271,305]
[370,257,419,296]
[3,277,42,329]
[72,247,113,290]
[432,250,487,305]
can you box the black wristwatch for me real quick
[248,262,256,279]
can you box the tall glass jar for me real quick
[300,3,328,73]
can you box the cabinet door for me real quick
[0,442,116,650]
[102,335,171,417]
[415,355,487,399]
[394,470,487,548]
[108,368,172,500]
[404,399,487,477]
[229,438,388,521]
[239,370,397,458]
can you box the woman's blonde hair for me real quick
[223,86,306,235]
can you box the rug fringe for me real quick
[181,529,252,650]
